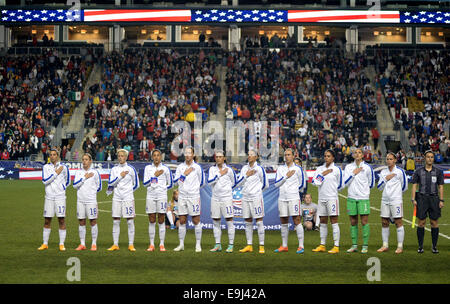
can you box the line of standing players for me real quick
[37,146,444,254]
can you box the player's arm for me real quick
[42,165,57,185]
[337,166,344,191]
[173,165,185,184]
[142,166,152,187]
[298,166,306,192]
[368,164,375,189]
[96,170,102,192]
[198,165,206,188]
[207,166,219,186]
[438,169,444,208]
[131,165,139,191]
[108,167,121,187]
[399,168,407,192]
[72,170,85,189]
[342,165,355,188]
[165,166,173,190]
[260,166,269,191]
[274,167,287,188]
[64,165,70,187]
[234,167,247,188]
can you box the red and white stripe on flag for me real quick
[84,9,191,22]
[287,10,400,23]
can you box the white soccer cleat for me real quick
[195,244,202,253]
[173,244,184,252]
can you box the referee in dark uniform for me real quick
[411,150,445,254]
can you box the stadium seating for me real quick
[0,51,93,160]
[377,49,449,160]
[224,47,377,164]
[82,48,222,162]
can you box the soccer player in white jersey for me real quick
[311,149,343,254]
[234,150,269,254]
[173,146,205,252]
[38,148,70,251]
[343,148,375,254]
[72,153,102,251]
[207,150,237,253]
[143,149,173,252]
[376,152,408,254]
[274,148,306,254]
[106,149,140,252]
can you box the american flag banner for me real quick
[1,9,82,22]
[83,9,191,22]
[287,10,400,23]
[191,9,287,23]
[1,9,449,24]
[400,11,450,24]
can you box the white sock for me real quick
[320,223,328,245]
[179,224,186,246]
[127,219,135,245]
[227,220,235,245]
[257,221,265,246]
[194,223,202,246]
[296,224,304,248]
[112,219,120,246]
[245,221,253,245]
[149,222,156,246]
[91,224,98,246]
[281,223,289,247]
[397,226,404,248]
[382,227,389,247]
[332,223,340,247]
[59,229,66,245]
[213,220,221,244]
[79,225,86,246]
[159,222,166,246]
[43,228,51,245]
[166,211,174,226]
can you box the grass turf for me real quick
[0,180,449,284]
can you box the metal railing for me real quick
[7,45,105,56]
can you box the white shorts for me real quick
[278,199,301,217]
[44,198,66,218]
[380,201,403,219]
[211,197,234,219]
[77,202,98,220]
[318,199,340,217]
[242,196,265,219]
[178,197,201,217]
[146,198,167,214]
[112,200,135,218]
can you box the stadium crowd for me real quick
[224,48,378,164]
[378,49,450,163]
[0,50,92,160]
[82,48,221,162]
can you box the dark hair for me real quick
[151,149,162,156]
[325,149,335,158]
[424,150,435,157]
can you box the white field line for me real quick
[338,193,450,240]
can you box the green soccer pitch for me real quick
[0,180,449,284]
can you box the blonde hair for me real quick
[117,149,129,158]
